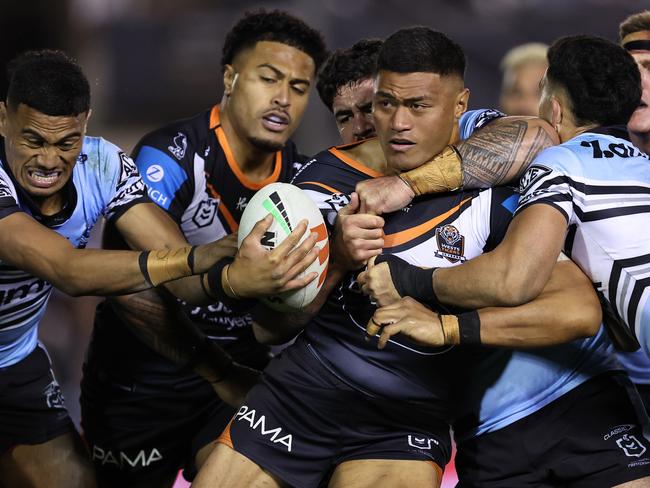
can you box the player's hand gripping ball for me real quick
[238,183,329,310]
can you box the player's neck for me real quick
[32,192,64,216]
[339,139,392,175]
[630,130,650,155]
[219,111,277,182]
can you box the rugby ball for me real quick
[237,182,329,310]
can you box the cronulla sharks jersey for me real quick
[294,110,620,437]
[131,105,305,355]
[517,127,650,372]
[0,137,148,367]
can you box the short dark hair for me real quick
[6,49,90,116]
[316,38,383,112]
[546,35,641,127]
[221,10,328,74]
[377,27,465,78]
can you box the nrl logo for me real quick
[435,225,466,263]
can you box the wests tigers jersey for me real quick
[133,105,305,354]
[292,110,513,420]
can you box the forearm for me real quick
[252,264,346,344]
[477,261,602,347]
[400,117,558,196]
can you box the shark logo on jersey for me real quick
[473,109,505,130]
[519,164,552,193]
[616,434,647,458]
[44,380,65,409]
[168,132,187,160]
[192,199,218,228]
[435,225,466,263]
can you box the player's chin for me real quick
[248,135,286,153]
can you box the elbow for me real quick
[497,268,544,307]
[575,294,603,339]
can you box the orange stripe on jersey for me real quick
[383,197,472,248]
[297,180,342,194]
[217,417,234,449]
[210,105,283,190]
[329,147,384,178]
[206,178,239,232]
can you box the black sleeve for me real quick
[483,186,518,253]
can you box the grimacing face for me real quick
[223,40,316,152]
[373,70,469,172]
[0,102,87,202]
[332,77,376,144]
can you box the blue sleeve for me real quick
[458,109,505,140]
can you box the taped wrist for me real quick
[204,257,256,312]
[399,145,463,196]
[139,245,197,287]
[440,310,481,345]
[374,254,436,303]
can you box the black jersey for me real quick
[292,142,516,420]
[133,105,305,355]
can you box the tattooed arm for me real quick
[459,117,558,189]
[109,290,259,407]
[355,116,558,214]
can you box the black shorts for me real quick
[220,338,451,488]
[455,372,650,488]
[0,345,73,454]
[80,303,269,483]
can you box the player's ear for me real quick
[551,96,563,128]
[223,65,236,97]
[454,87,470,120]
[82,109,92,133]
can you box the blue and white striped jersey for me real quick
[0,137,148,367]
[517,127,650,357]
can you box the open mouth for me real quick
[389,138,415,152]
[26,168,63,188]
[262,112,290,132]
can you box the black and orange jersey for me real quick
[292,141,517,419]
[132,105,306,356]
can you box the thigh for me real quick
[0,431,96,488]
[329,459,442,488]
[193,442,286,488]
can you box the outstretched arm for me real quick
[0,210,217,296]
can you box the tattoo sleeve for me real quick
[457,117,558,189]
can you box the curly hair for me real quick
[221,10,328,74]
[546,35,641,126]
[316,38,383,112]
[377,27,465,78]
[6,49,90,116]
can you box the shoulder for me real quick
[458,109,505,140]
